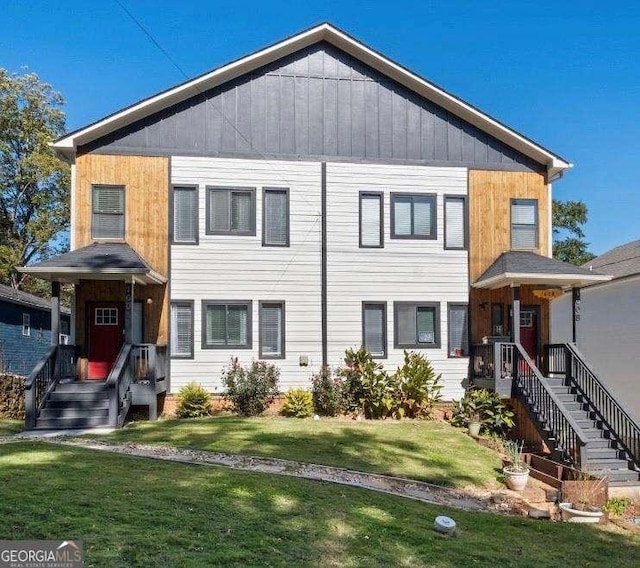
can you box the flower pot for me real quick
[468,421,482,437]
[558,502,604,524]
[503,466,530,491]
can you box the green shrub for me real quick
[175,382,212,418]
[392,351,443,419]
[0,374,25,419]
[450,388,515,436]
[604,497,632,517]
[222,358,280,416]
[282,389,314,418]
[310,367,345,416]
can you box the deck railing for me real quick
[107,344,134,428]
[131,344,168,385]
[544,344,567,377]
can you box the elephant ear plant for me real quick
[451,388,515,437]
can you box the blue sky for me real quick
[2,0,639,254]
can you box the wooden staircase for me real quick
[33,381,110,430]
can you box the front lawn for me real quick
[0,419,23,436]
[1,442,638,568]
[100,416,499,488]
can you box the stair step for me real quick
[34,416,110,430]
[586,457,632,470]
[45,398,110,410]
[585,447,624,460]
[49,392,109,402]
[54,381,108,393]
[588,468,640,483]
[563,402,585,412]
[39,407,109,420]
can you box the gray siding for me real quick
[82,43,543,172]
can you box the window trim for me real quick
[201,300,253,349]
[510,198,539,250]
[171,185,199,245]
[262,187,290,247]
[390,192,437,240]
[170,300,195,359]
[393,301,441,349]
[443,194,468,250]
[205,186,256,236]
[359,191,384,249]
[22,313,31,337]
[447,302,469,358]
[362,301,387,359]
[95,307,119,326]
[91,184,126,241]
[258,300,286,359]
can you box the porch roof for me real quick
[18,243,166,285]
[473,251,612,290]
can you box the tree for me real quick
[0,69,70,293]
[552,199,596,266]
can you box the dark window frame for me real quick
[262,187,290,247]
[390,192,437,240]
[205,186,257,236]
[201,300,253,349]
[444,194,468,250]
[393,301,441,349]
[510,198,539,250]
[91,184,126,240]
[447,302,469,358]
[22,313,31,337]
[171,185,199,245]
[170,300,195,359]
[258,300,286,359]
[362,301,387,359]
[359,191,384,249]
[491,303,505,336]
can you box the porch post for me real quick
[512,285,521,344]
[51,281,60,346]
[572,287,581,343]
[124,280,134,344]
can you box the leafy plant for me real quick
[392,351,443,419]
[282,389,314,418]
[310,367,345,417]
[604,497,632,517]
[175,382,212,418]
[450,388,514,436]
[222,358,280,416]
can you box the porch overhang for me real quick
[18,242,166,285]
[472,251,612,290]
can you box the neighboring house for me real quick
[551,240,640,422]
[20,23,611,434]
[0,283,71,376]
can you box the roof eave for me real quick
[18,266,166,285]
[472,272,612,290]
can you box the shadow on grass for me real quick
[1,441,639,568]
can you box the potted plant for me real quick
[467,411,482,437]
[502,440,529,491]
[559,474,607,523]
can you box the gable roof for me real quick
[584,239,640,280]
[0,283,71,315]
[473,251,611,289]
[53,23,570,176]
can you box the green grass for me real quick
[98,416,500,488]
[1,442,638,568]
[0,419,23,436]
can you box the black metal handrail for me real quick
[24,345,57,429]
[471,343,495,378]
[500,342,591,469]
[544,344,567,377]
[107,344,133,428]
[564,342,640,468]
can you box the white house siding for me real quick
[551,276,640,421]
[170,157,323,393]
[325,162,469,400]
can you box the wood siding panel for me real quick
[81,43,544,173]
[73,154,169,350]
[468,170,549,283]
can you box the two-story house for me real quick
[23,24,639,486]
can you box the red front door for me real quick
[88,304,124,380]
[519,309,538,361]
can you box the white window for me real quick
[391,193,436,239]
[202,301,252,348]
[511,199,538,250]
[448,304,469,357]
[394,302,440,348]
[363,302,386,358]
[359,192,383,248]
[92,185,125,239]
[259,302,285,358]
[22,313,30,336]
[170,302,193,358]
[207,187,256,235]
[263,189,289,246]
[445,196,466,249]
[173,186,198,244]
[95,308,118,325]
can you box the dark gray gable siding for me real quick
[81,42,543,172]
